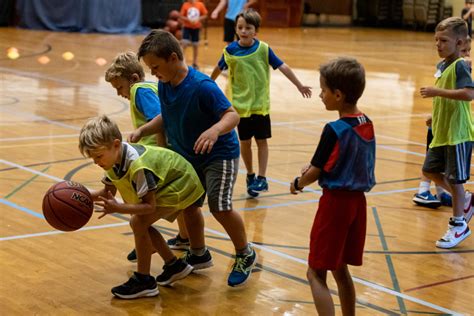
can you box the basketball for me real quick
[166,19,179,33]
[42,181,93,231]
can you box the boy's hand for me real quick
[290,177,303,195]
[425,115,432,127]
[420,86,439,98]
[194,128,219,154]
[128,129,142,143]
[211,10,218,19]
[298,85,312,98]
[95,191,119,219]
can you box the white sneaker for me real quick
[463,191,473,223]
[436,218,471,249]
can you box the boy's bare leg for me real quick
[450,183,466,218]
[332,264,356,316]
[240,139,254,174]
[177,212,189,239]
[212,210,248,250]
[255,138,269,177]
[183,205,205,249]
[307,268,334,315]
[423,171,451,192]
[131,214,175,275]
[192,44,198,66]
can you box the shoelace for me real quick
[232,256,250,273]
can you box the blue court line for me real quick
[0,198,44,219]
[372,206,407,314]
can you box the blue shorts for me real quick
[182,27,200,43]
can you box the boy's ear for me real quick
[113,139,121,148]
[130,73,140,83]
[334,89,344,101]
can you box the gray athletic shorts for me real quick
[194,158,239,212]
[422,142,472,184]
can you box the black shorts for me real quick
[237,114,271,141]
[224,18,236,43]
[182,27,200,43]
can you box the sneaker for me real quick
[435,218,471,249]
[182,249,213,270]
[127,249,137,263]
[464,191,473,223]
[436,192,453,207]
[412,191,441,208]
[248,176,268,197]
[111,272,159,299]
[167,235,190,250]
[227,248,257,287]
[246,174,258,198]
[156,258,194,286]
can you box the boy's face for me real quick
[142,53,177,83]
[319,76,341,111]
[435,29,463,60]
[109,77,132,100]
[236,17,257,46]
[89,140,121,170]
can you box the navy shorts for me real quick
[182,27,200,43]
[237,114,271,141]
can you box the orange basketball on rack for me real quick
[42,181,93,231]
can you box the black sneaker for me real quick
[167,235,190,250]
[156,258,194,286]
[127,249,137,263]
[182,249,213,270]
[111,272,159,299]
[227,248,257,287]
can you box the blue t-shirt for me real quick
[217,39,284,70]
[225,0,247,20]
[135,86,161,121]
[158,67,240,169]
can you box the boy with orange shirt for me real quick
[180,0,208,69]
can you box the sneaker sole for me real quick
[435,229,471,249]
[413,198,441,208]
[228,252,258,287]
[192,259,214,270]
[156,264,194,286]
[112,287,159,299]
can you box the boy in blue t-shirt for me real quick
[210,0,258,43]
[290,58,375,314]
[211,9,312,198]
[131,29,257,287]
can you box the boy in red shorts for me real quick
[290,57,375,315]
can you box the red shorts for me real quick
[308,189,367,271]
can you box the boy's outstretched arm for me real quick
[290,165,321,194]
[420,87,474,101]
[95,191,156,219]
[194,106,240,154]
[211,0,227,19]
[128,115,164,143]
[211,65,222,80]
[278,63,312,98]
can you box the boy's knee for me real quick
[130,215,146,231]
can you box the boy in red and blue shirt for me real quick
[290,57,375,315]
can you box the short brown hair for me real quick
[137,29,183,61]
[78,115,122,157]
[105,52,145,82]
[235,9,261,31]
[435,17,468,39]
[319,57,365,105]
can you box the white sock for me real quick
[418,181,431,194]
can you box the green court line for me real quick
[4,166,51,199]
[372,206,407,314]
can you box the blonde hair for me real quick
[78,115,122,157]
[435,17,468,39]
[105,52,145,82]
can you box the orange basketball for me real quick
[166,19,179,33]
[168,10,180,21]
[42,181,93,231]
[175,29,183,40]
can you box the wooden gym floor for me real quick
[0,26,472,315]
